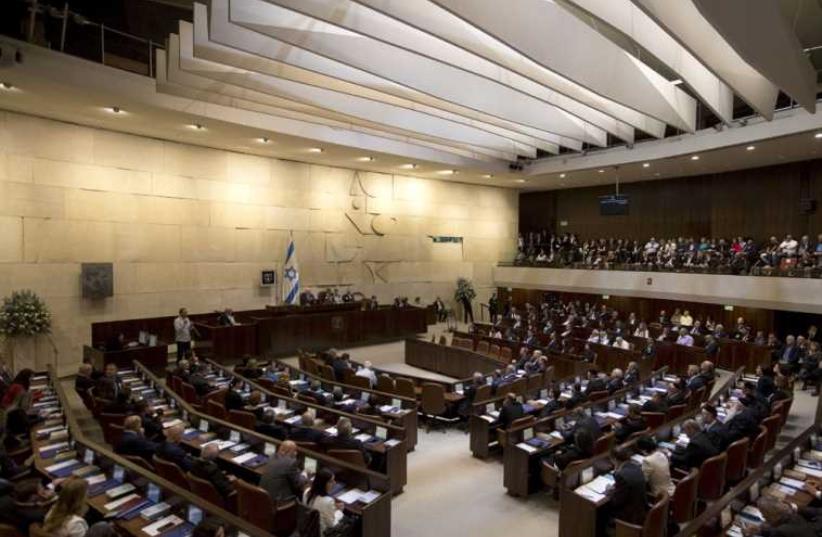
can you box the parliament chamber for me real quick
[1,1,822,536]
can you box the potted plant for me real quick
[0,290,52,370]
[454,277,476,324]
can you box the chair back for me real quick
[205,388,226,405]
[376,375,394,394]
[0,524,22,537]
[105,422,124,447]
[153,456,190,490]
[181,382,198,404]
[421,383,446,416]
[296,393,318,405]
[235,479,275,531]
[688,388,705,410]
[318,365,335,382]
[748,426,768,470]
[274,500,298,537]
[543,366,555,385]
[725,437,749,483]
[526,374,542,392]
[643,492,669,537]
[666,404,686,420]
[500,347,512,361]
[187,472,227,509]
[697,452,727,500]
[672,468,699,524]
[228,409,257,430]
[207,399,229,420]
[395,377,416,399]
[349,375,371,390]
[476,341,490,355]
[297,504,321,537]
[474,384,492,402]
[124,454,154,472]
[326,449,366,468]
[761,414,781,451]
[489,344,501,358]
[510,377,527,397]
[587,390,609,402]
[593,431,615,455]
[641,412,666,429]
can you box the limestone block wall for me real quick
[0,112,518,375]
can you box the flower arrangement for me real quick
[454,277,476,304]
[0,290,52,338]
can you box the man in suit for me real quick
[288,412,327,444]
[497,393,525,430]
[564,407,602,443]
[299,380,332,406]
[750,497,818,537]
[191,443,235,497]
[642,391,668,414]
[224,380,244,412]
[685,364,707,392]
[666,381,688,407]
[330,352,352,382]
[259,441,307,502]
[583,369,606,397]
[701,404,729,450]
[74,363,95,395]
[95,362,123,401]
[115,415,158,461]
[671,419,718,470]
[606,369,625,394]
[608,445,648,526]
[724,400,761,444]
[704,335,720,360]
[256,408,286,440]
[778,335,802,375]
[614,404,646,443]
[155,423,194,472]
[321,417,372,465]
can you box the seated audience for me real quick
[613,404,646,443]
[259,440,306,502]
[42,477,92,537]
[608,446,647,526]
[354,361,378,388]
[670,419,718,470]
[321,417,372,465]
[303,468,343,534]
[637,436,674,497]
[0,478,56,534]
[155,423,193,471]
[74,364,95,395]
[115,415,158,461]
[191,443,235,498]
[288,412,326,444]
[256,408,287,440]
[497,393,525,430]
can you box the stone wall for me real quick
[0,112,518,375]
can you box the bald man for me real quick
[74,363,95,394]
[259,440,307,502]
[156,423,193,471]
[191,443,234,497]
[114,415,157,461]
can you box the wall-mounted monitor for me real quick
[599,194,629,216]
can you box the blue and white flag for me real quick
[283,233,300,305]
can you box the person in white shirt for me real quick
[779,234,798,257]
[613,336,630,350]
[634,322,650,339]
[304,468,343,534]
[676,327,694,347]
[43,477,90,537]
[598,333,610,346]
[637,436,675,497]
[679,310,694,327]
[355,361,378,388]
[587,329,600,344]
[174,307,197,360]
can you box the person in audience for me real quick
[174,307,196,361]
[115,415,158,462]
[259,440,306,502]
[304,468,343,534]
[740,381,771,421]
[101,388,134,415]
[188,365,213,397]
[656,326,671,342]
[723,399,761,445]
[679,310,694,327]
[288,412,326,444]
[0,478,56,533]
[666,381,688,407]
[713,324,728,339]
[778,335,802,375]
[217,308,237,327]
[606,369,625,393]
[612,336,630,350]
[613,404,646,443]
[675,327,694,347]
[701,404,728,450]
[637,436,674,497]
[94,363,122,401]
[801,341,821,394]
[565,383,587,409]
[770,375,792,404]
[640,391,667,415]
[746,497,818,537]
[255,408,287,440]
[132,400,163,443]
[584,369,606,396]
[355,361,378,388]
[670,419,718,470]
[497,393,525,430]
[243,390,266,421]
[224,379,244,412]
[685,364,707,392]
[74,364,95,395]
[156,423,193,471]
[607,446,647,527]
[633,322,650,339]
[321,417,371,465]
[242,359,263,380]
[2,368,40,437]
[582,343,597,363]
[42,477,90,537]
[191,443,234,497]
[702,334,719,360]
[550,428,595,471]
[538,387,564,417]
[563,407,601,443]
[624,362,640,385]
[690,320,704,336]
[330,353,352,382]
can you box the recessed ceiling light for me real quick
[597,169,604,173]
[0,82,14,90]
[514,179,526,183]
[482,174,494,178]
[436,169,457,175]
[642,162,650,168]
[690,155,700,160]
[670,79,683,86]
[399,163,417,170]
[357,156,375,162]
[815,133,822,139]
[258,137,270,144]
[308,147,324,153]
[187,123,205,131]
[559,173,566,178]
[746,145,755,151]
[654,172,661,177]
[105,106,123,114]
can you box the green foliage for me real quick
[0,290,52,338]
[454,277,476,303]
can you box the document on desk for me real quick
[45,459,80,473]
[231,452,258,465]
[284,416,302,425]
[103,493,140,511]
[162,419,183,429]
[586,475,614,495]
[384,439,401,448]
[142,515,184,537]
[355,433,373,443]
[779,477,806,490]
[336,489,365,504]
[39,441,69,453]
[479,415,495,423]
[575,486,605,503]
[516,442,538,454]
[549,431,563,440]
[325,427,338,436]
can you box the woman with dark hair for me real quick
[1,369,35,409]
[304,468,343,533]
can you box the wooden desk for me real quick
[405,338,504,379]
[83,343,169,370]
[194,322,257,361]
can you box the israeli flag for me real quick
[283,233,300,305]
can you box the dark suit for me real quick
[75,375,95,394]
[95,375,122,400]
[155,440,193,472]
[288,427,327,444]
[606,378,624,394]
[666,391,687,407]
[256,422,287,441]
[615,416,647,443]
[686,375,706,392]
[191,457,234,497]
[703,421,729,450]
[565,414,602,442]
[584,378,607,397]
[331,359,351,382]
[553,444,591,470]
[539,399,563,418]
[642,399,668,414]
[498,401,525,430]
[225,390,244,412]
[671,431,718,470]
[760,514,818,537]
[704,341,719,359]
[725,407,760,442]
[321,434,372,465]
[610,462,647,525]
[141,414,164,442]
[259,456,306,501]
[115,431,158,461]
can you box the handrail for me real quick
[133,360,393,492]
[674,423,820,536]
[46,365,273,537]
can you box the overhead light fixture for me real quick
[670,79,683,86]
[514,179,526,183]
[187,123,205,131]
[746,145,755,151]
[690,155,700,161]
[642,162,650,168]
[559,173,566,178]
[480,174,494,179]
[0,82,14,90]
[399,163,417,170]
[597,169,605,173]
[258,137,270,144]
[357,156,375,162]
[815,133,822,139]
[436,169,457,175]
[104,106,124,114]
[308,147,324,153]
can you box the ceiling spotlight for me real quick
[481,174,494,178]
[597,169,604,173]
[308,147,324,153]
[400,163,417,170]
[670,79,683,86]
[642,162,650,168]
[437,169,457,175]
[188,123,205,131]
[746,145,755,151]
[559,173,566,179]
[0,82,14,90]
[815,133,822,139]
[357,156,375,162]
[105,106,123,114]
[690,155,700,161]
[514,179,526,183]
[258,137,270,143]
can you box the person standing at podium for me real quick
[174,308,198,361]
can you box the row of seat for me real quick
[453,337,515,362]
